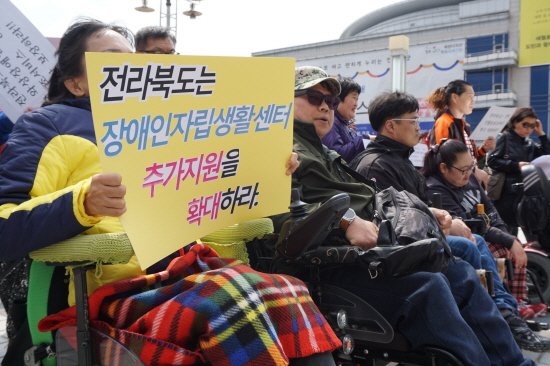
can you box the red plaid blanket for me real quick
[39,244,341,366]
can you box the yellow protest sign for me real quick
[519,0,550,67]
[87,53,294,269]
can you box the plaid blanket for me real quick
[487,241,527,301]
[39,244,341,366]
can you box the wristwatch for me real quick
[341,208,356,232]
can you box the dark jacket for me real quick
[271,119,375,232]
[0,110,13,147]
[321,110,366,163]
[425,174,515,249]
[487,129,550,187]
[487,129,550,226]
[350,135,429,203]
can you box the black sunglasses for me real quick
[137,49,180,55]
[294,89,340,110]
[521,122,537,129]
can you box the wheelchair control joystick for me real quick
[277,189,309,249]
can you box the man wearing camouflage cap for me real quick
[270,66,536,366]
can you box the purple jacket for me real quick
[321,110,367,163]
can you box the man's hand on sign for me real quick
[286,153,300,175]
[84,173,127,217]
[483,136,496,152]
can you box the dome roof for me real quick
[340,0,474,38]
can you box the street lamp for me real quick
[135,0,155,12]
[135,0,203,35]
[183,3,202,19]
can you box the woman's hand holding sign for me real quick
[85,173,127,217]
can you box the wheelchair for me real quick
[6,190,464,366]
[516,164,550,305]
[247,189,464,366]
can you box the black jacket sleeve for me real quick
[487,132,519,173]
[478,181,515,248]
[534,135,550,159]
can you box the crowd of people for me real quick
[1,16,550,366]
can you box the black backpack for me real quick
[369,187,454,273]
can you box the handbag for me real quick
[486,133,509,200]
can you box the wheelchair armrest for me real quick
[275,192,350,260]
[462,218,487,236]
[29,233,134,266]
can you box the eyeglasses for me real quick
[392,117,420,128]
[294,89,340,110]
[521,122,537,129]
[450,163,476,176]
[137,49,179,55]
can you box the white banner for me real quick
[297,40,465,133]
[0,0,56,122]
[469,106,517,141]
[409,142,428,168]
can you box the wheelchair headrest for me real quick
[521,164,550,203]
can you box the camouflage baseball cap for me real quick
[295,66,341,96]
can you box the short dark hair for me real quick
[337,77,361,100]
[43,18,133,106]
[506,107,538,130]
[421,139,469,178]
[135,26,177,51]
[368,92,419,132]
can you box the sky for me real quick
[10,0,404,57]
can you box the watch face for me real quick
[342,208,355,220]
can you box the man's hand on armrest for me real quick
[429,207,452,237]
[450,218,476,243]
[346,217,378,251]
[84,173,127,217]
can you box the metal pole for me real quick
[389,35,409,93]
[166,0,171,30]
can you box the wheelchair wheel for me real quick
[526,252,550,304]
[56,325,146,366]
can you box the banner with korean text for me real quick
[519,0,550,67]
[0,0,56,121]
[87,53,294,269]
[296,40,465,134]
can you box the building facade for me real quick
[253,0,550,140]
